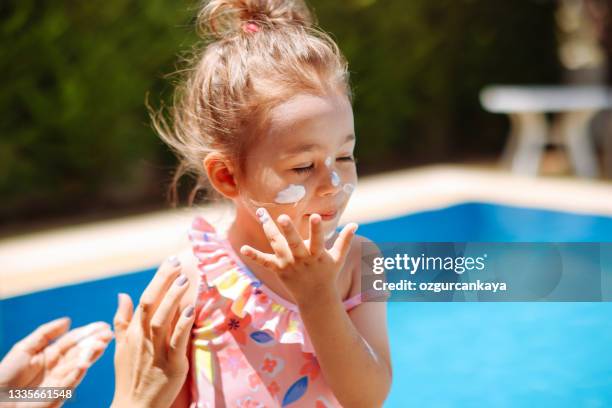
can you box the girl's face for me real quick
[237,92,357,240]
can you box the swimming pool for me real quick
[2,201,612,407]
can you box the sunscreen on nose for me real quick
[331,171,340,187]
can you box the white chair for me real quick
[480,85,612,177]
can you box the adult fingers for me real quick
[59,365,87,392]
[15,317,71,355]
[137,256,182,334]
[308,214,325,256]
[45,322,111,367]
[240,245,280,270]
[330,223,358,265]
[276,214,309,259]
[113,293,133,341]
[169,305,196,362]
[75,335,112,370]
[255,208,293,261]
[54,330,112,379]
[149,274,190,354]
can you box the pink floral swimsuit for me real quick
[187,216,363,408]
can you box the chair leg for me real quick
[557,109,599,178]
[504,112,549,176]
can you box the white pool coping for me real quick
[1,164,611,298]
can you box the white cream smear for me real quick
[324,156,333,167]
[274,184,306,204]
[331,171,340,187]
[342,183,355,195]
[77,337,99,367]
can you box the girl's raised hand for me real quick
[110,256,195,408]
[240,208,358,305]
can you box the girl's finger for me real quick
[256,208,293,261]
[240,245,280,270]
[169,304,196,359]
[308,214,325,256]
[113,293,133,340]
[149,274,190,353]
[137,256,182,333]
[330,223,359,265]
[16,317,71,354]
[277,214,309,259]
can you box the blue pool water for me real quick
[2,202,612,407]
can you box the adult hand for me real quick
[0,318,113,408]
[111,256,195,408]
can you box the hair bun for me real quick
[198,0,314,38]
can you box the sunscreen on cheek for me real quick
[274,184,306,204]
[343,183,355,195]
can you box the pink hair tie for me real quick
[242,22,260,34]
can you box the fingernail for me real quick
[257,208,269,223]
[175,274,188,286]
[184,305,195,317]
[168,255,181,267]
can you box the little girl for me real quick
[153,0,392,406]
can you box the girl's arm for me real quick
[241,212,392,407]
[297,241,392,408]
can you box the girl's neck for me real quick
[226,206,298,303]
[226,207,274,256]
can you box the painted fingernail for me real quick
[256,208,269,223]
[184,305,195,317]
[168,255,181,267]
[175,274,188,286]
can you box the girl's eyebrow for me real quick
[283,134,355,157]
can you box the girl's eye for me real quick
[292,164,314,174]
[337,156,355,162]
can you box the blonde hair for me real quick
[150,0,352,206]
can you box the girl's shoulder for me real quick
[344,233,385,306]
[343,234,374,303]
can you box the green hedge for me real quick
[0,0,559,226]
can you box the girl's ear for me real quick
[203,153,238,199]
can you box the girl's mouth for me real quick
[306,210,338,221]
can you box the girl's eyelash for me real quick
[291,156,356,174]
[337,156,355,162]
[293,165,314,174]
